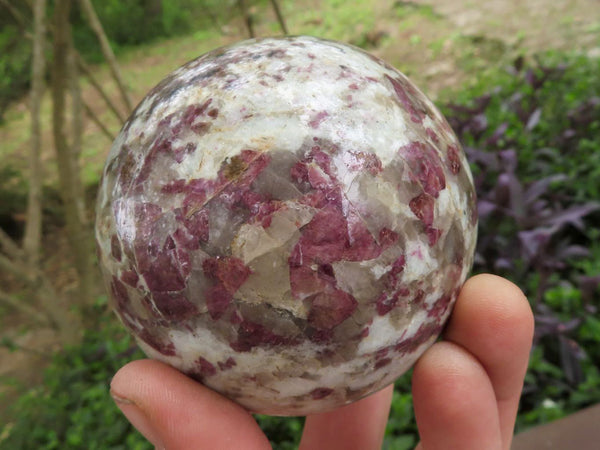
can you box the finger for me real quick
[412,341,503,450]
[443,274,534,447]
[110,359,271,450]
[299,384,393,450]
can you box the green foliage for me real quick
[394,1,441,22]
[255,414,303,449]
[0,25,31,123]
[519,277,600,431]
[294,0,376,44]
[384,372,417,449]
[71,0,201,62]
[443,51,600,433]
[444,53,600,201]
[0,307,151,450]
[0,165,28,219]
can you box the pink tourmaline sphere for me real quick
[96,36,477,416]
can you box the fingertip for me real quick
[458,274,534,343]
[110,360,172,448]
[446,274,534,400]
[111,359,164,397]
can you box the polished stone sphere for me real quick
[95,36,477,415]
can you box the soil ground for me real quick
[1,0,599,423]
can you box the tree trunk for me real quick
[67,33,87,228]
[269,0,288,35]
[238,0,255,38]
[78,0,133,112]
[23,0,46,265]
[68,38,83,162]
[51,0,94,310]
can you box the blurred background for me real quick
[0,0,598,448]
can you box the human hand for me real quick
[110,274,533,449]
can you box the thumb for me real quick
[110,359,271,450]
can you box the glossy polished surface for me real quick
[96,36,477,415]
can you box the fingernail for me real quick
[111,390,165,448]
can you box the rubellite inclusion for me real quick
[95,36,477,416]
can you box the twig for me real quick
[0,253,33,284]
[269,0,289,35]
[0,228,23,260]
[76,53,126,123]
[238,0,255,38]
[23,0,47,266]
[0,289,51,326]
[0,0,30,28]
[78,0,133,112]
[83,100,116,141]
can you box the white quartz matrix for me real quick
[96,36,477,416]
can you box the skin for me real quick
[111,274,534,450]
